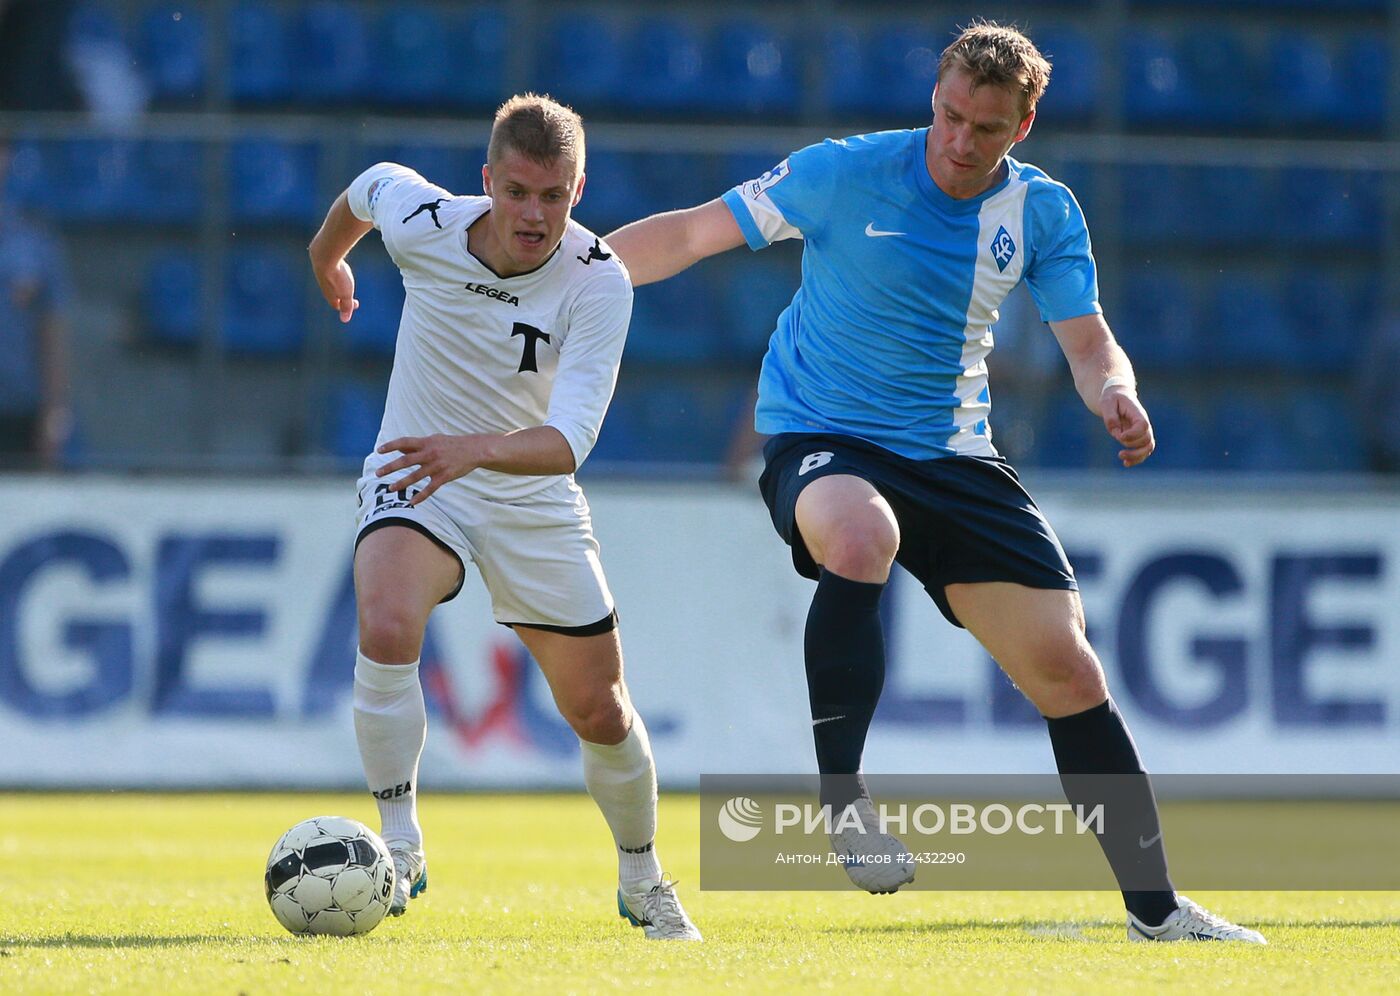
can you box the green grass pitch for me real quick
[2,793,1396,994]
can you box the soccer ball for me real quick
[264,816,395,936]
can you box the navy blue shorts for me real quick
[758,432,1078,628]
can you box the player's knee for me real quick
[816,517,899,581]
[563,690,629,745]
[357,601,426,662]
[1062,660,1108,711]
[1030,646,1107,714]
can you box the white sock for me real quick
[581,710,663,892]
[352,649,426,850]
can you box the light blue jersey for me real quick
[721,128,1100,461]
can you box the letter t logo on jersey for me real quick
[990,225,1017,272]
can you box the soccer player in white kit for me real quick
[307,93,700,941]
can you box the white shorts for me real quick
[354,473,616,632]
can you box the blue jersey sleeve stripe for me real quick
[1021,179,1100,323]
[721,189,769,251]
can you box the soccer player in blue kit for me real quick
[607,22,1265,942]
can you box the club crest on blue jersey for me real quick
[990,225,1017,272]
[748,159,790,198]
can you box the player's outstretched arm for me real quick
[605,199,746,287]
[1051,313,1155,468]
[308,190,374,323]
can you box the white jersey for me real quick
[347,162,633,504]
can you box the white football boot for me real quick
[617,876,703,940]
[1127,896,1266,944]
[828,795,915,894]
[387,844,428,917]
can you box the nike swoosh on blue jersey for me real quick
[864,222,906,237]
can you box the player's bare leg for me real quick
[948,582,1264,942]
[794,476,915,893]
[353,525,461,916]
[518,624,701,940]
[944,583,1106,719]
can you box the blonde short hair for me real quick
[938,21,1051,117]
[487,92,585,178]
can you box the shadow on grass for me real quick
[0,934,333,950]
[821,918,1112,937]
[820,917,1400,937]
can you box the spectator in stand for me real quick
[0,139,75,468]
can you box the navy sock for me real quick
[1045,699,1178,927]
[804,570,886,810]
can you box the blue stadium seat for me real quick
[326,380,387,461]
[41,138,199,224]
[1282,270,1351,373]
[537,12,626,109]
[1033,27,1098,121]
[53,138,138,222]
[1125,395,1204,473]
[360,144,476,192]
[1207,273,1291,370]
[1213,396,1295,472]
[1336,170,1381,239]
[1120,163,1188,243]
[144,252,202,348]
[1,141,48,211]
[1122,29,1191,124]
[711,254,799,360]
[137,140,203,224]
[588,387,649,462]
[624,16,706,113]
[1288,392,1365,471]
[865,22,943,119]
[627,269,722,366]
[573,150,640,232]
[229,1,292,104]
[1176,28,1259,127]
[592,376,735,464]
[1037,394,1097,469]
[223,247,306,356]
[1275,168,1378,244]
[229,139,319,225]
[292,1,371,105]
[628,152,711,218]
[704,18,800,117]
[1336,35,1387,131]
[1117,268,1198,370]
[373,4,453,107]
[341,259,403,359]
[822,23,878,116]
[137,3,206,104]
[590,379,660,464]
[1266,32,1338,128]
[1139,396,1206,471]
[67,2,124,49]
[1352,274,1380,344]
[447,7,507,108]
[1182,166,1272,245]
